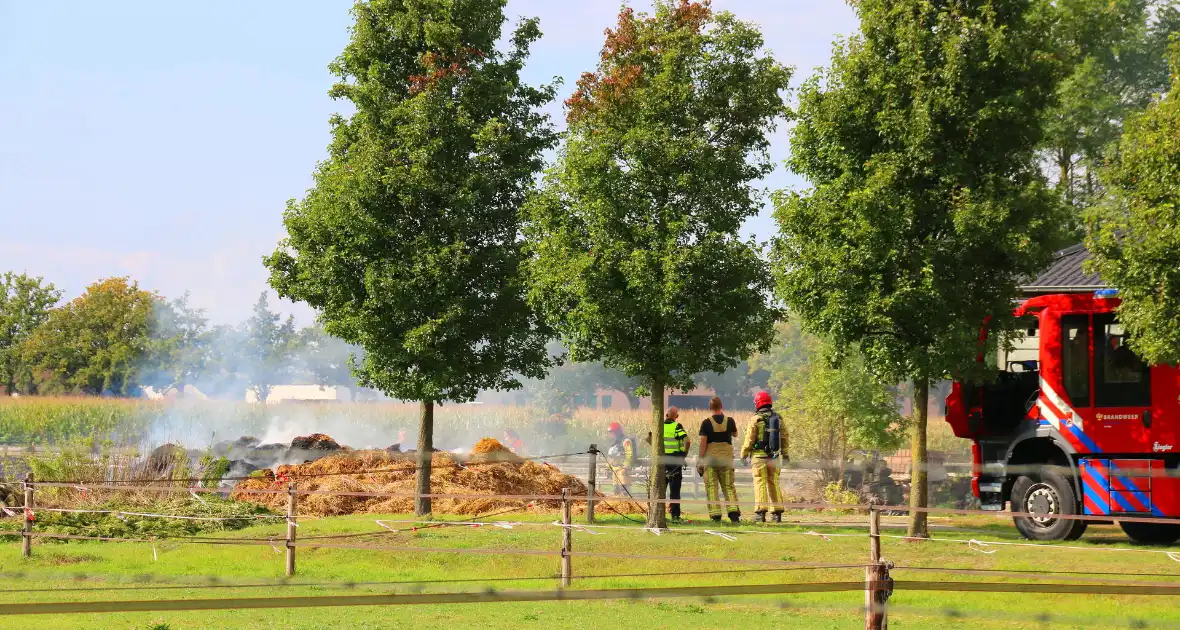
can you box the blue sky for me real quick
[0,1,856,325]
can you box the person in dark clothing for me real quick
[660,406,690,522]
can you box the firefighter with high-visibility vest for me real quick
[660,406,690,522]
[606,421,636,495]
[741,391,789,523]
[697,396,741,523]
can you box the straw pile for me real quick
[231,439,644,517]
[289,433,342,451]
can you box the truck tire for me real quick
[1119,521,1180,545]
[1011,469,1085,541]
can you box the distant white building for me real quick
[246,385,353,404]
[142,385,210,400]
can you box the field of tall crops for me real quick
[0,397,654,451]
[0,396,967,466]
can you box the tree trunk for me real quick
[1057,150,1072,205]
[838,418,847,490]
[646,376,668,529]
[906,378,930,538]
[415,400,434,517]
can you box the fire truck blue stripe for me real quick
[1111,491,1139,512]
[1085,460,1111,491]
[1125,487,1154,512]
[1079,463,1110,514]
[1063,421,1101,454]
[1081,481,1109,514]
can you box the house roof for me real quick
[1018,243,1107,296]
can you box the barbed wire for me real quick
[0,564,866,595]
[17,482,1180,528]
[880,532,1180,562]
[3,579,1180,616]
[0,574,1137,628]
[594,452,646,524]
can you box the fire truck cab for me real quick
[945,291,1180,543]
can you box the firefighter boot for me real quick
[753,511,766,523]
[711,515,723,524]
[728,512,741,524]
[771,511,783,523]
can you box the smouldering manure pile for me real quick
[232,439,644,516]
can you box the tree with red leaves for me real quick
[524,0,792,529]
[267,0,558,518]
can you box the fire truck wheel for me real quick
[1011,470,1080,541]
[1064,519,1088,541]
[1118,521,1180,545]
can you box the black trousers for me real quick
[663,464,684,519]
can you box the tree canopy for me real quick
[144,291,210,396]
[21,278,157,396]
[240,292,297,403]
[1088,37,1180,365]
[773,0,1066,537]
[524,0,791,528]
[1041,0,1180,219]
[0,272,61,395]
[265,0,558,515]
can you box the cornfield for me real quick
[0,397,656,451]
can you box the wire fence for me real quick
[5,447,1180,627]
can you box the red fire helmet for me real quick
[754,391,773,409]
[608,422,623,433]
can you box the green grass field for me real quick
[0,510,1177,630]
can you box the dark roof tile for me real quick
[1019,244,1107,295]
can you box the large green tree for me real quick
[296,324,360,389]
[265,0,557,515]
[0,272,61,395]
[773,0,1066,537]
[21,277,157,396]
[240,292,297,404]
[1088,38,1180,364]
[196,324,249,399]
[524,1,790,529]
[145,291,210,397]
[1042,0,1179,219]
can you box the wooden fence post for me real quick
[286,482,297,577]
[586,445,597,524]
[560,487,572,588]
[865,506,888,630]
[21,473,33,559]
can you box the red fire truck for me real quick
[945,290,1180,543]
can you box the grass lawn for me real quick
[0,510,1177,630]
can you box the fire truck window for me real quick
[1061,314,1090,407]
[1094,314,1151,407]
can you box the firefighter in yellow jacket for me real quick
[696,397,741,523]
[606,422,636,495]
[741,391,789,523]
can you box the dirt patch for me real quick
[46,552,102,565]
[231,444,644,517]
